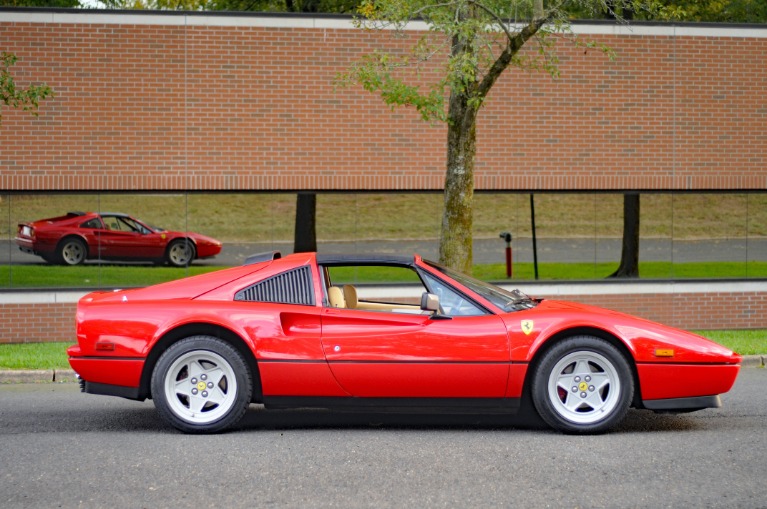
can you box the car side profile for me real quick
[68,252,742,434]
[15,211,222,266]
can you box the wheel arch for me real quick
[139,322,262,403]
[524,326,642,408]
[55,234,89,259]
[165,236,198,256]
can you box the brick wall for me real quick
[1,11,765,338]
[1,12,765,192]
[561,291,767,331]
[0,302,76,344]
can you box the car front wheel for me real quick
[165,239,196,267]
[531,335,634,434]
[151,336,252,433]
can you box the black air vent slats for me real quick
[234,266,314,306]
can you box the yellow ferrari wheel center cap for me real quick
[579,382,589,392]
[197,381,207,391]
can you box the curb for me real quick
[1,357,764,384]
[0,369,78,384]
[740,355,765,369]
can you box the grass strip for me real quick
[0,261,765,288]
[1,331,764,371]
[694,330,767,357]
[0,342,71,370]
[0,265,221,288]
[474,261,767,281]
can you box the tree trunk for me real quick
[439,88,478,275]
[609,193,640,278]
[293,192,317,253]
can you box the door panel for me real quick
[321,308,510,398]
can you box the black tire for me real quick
[531,335,634,434]
[165,239,196,267]
[40,253,57,264]
[56,236,87,265]
[151,336,252,434]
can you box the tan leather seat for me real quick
[343,285,358,309]
[327,286,346,308]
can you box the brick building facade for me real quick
[0,10,765,340]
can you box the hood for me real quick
[526,299,741,364]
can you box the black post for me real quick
[530,193,539,280]
[294,192,317,253]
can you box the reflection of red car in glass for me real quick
[68,251,741,434]
[15,211,222,266]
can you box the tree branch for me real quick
[475,13,554,99]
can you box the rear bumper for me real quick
[79,378,144,401]
[14,237,38,255]
[14,236,58,257]
[68,356,144,389]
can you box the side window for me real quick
[420,272,485,317]
[234,266,315,306]
[103,216,120,231]
[80,218,102,229]
[324,265,426,313]
[120,217,150,234]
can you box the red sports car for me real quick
[68,252,742,434]
[15,211,222,267]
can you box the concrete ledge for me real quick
[0,280,764,304]
[2,10,767,39]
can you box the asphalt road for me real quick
[3,237,766,267]
[1,368,765,508]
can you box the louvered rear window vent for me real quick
[234,265,314,306]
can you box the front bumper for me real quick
[642,395,721,412]
[637,362,741,402]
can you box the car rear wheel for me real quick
[165,239,196,267]
[531,335,633,434]
[56,237,87,265]
[151,336,252,433]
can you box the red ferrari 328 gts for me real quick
[68,252,741,434]
[15,211,221,267]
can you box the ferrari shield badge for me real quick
[521,320,534,335]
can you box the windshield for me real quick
[423,260,538,313]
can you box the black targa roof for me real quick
[316,254,415,266]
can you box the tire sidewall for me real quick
[151,336,252,433]
[531,336,634,434]
[57,237,87,265]
[165,239,196,267]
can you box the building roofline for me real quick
[2,8,767,38]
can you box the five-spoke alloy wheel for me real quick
[151,336,252,433]
[57,237,87,265]
[531,335,634,434]
[165,239,196,267]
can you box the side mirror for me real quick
[420,292,440,312]
[421,292,451,320]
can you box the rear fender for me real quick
[140,322,262,402]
